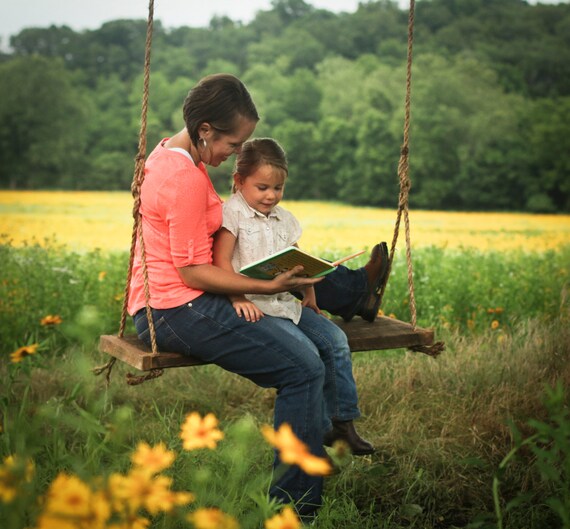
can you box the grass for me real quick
[2,314,569,528]
[1,194,569,527]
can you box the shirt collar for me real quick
[235,191,282,219]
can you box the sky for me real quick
[1,0,567,50]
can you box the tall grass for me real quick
[1,239,569,528]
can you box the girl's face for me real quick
[203,116,257,167]
[234,164,286,216]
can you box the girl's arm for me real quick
[300,285,321,314]
[212,228,264,321]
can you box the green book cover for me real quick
[239,246,337,280]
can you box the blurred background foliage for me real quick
[0,0,569,212]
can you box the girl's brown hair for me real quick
[183,73,259,147]
[233,138,288,193]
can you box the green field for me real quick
[1,219,569,528]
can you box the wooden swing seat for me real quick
[99,316,435,372]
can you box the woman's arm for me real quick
[177,227,320,296]
[177,262,319,295]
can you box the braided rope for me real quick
[96,0,162,383]
[378,0,418,329]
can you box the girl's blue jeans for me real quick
[132,265,368,516]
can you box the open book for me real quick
[239,247,365,280]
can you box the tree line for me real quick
[0,0,569,212]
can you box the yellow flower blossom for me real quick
[388,313,396,319]
[109,468,191,515]
[35,514,78,529]
[44,473,93,518]
[261,424,332,476]
[377,309,385,316]
[491,320,500,330]
[187,507,239,529]
[107,517,150,529]
[180,412,224,451]
[40,314,63,326]
[0,455,35,503]
[265,506,301,529]
[131,442,175,474]
[10,343,39,363]
[98,271,107,281]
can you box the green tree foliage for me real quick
[0,56,88,188]
[1,0,569,211]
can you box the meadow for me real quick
[1,191,569,529]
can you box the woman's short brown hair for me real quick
[183,73,259,146]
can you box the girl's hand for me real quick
[301,286,321,314]
[232,299,264,322]
[269,266,323,294]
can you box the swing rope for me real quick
[378,0,444,356]
[94,0,164,385]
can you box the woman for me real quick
[128,73,387,517]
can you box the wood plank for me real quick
[99,334,205,371]
[100,316,434,371]
[337,316,434,351]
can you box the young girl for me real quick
[213,138,375,456]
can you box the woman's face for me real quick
[205,116,257,167]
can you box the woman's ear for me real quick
[199,123,212,138]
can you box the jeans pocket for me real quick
[135,312,194,356]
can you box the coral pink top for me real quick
[127,139,223,315]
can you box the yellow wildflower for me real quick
[187,507,239,529]
[261,424,332,476]
[131,441,175,475]
[40,314,63,326]
[491,320,500,330]
[377,309,385,316]
[0,455,35,503]
[109,469,189,515]
[98,271,107,281]
[265,506,301,529]
[114,293,124,301]
[180,412,224,451]
[107,517,150,529]
[35,514,77,529]
[43,473,92,518]
[388,313,396,319]
[10,343,39,363]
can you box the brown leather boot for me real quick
[323,420,375,456]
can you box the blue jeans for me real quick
[134,293,326,516]
[132,266,367,516]
[269,307,360,432]
[313,265,369,321]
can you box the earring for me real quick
[199,138,207,150]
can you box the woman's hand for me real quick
[231,298,264,322]
[268,266,323,294]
